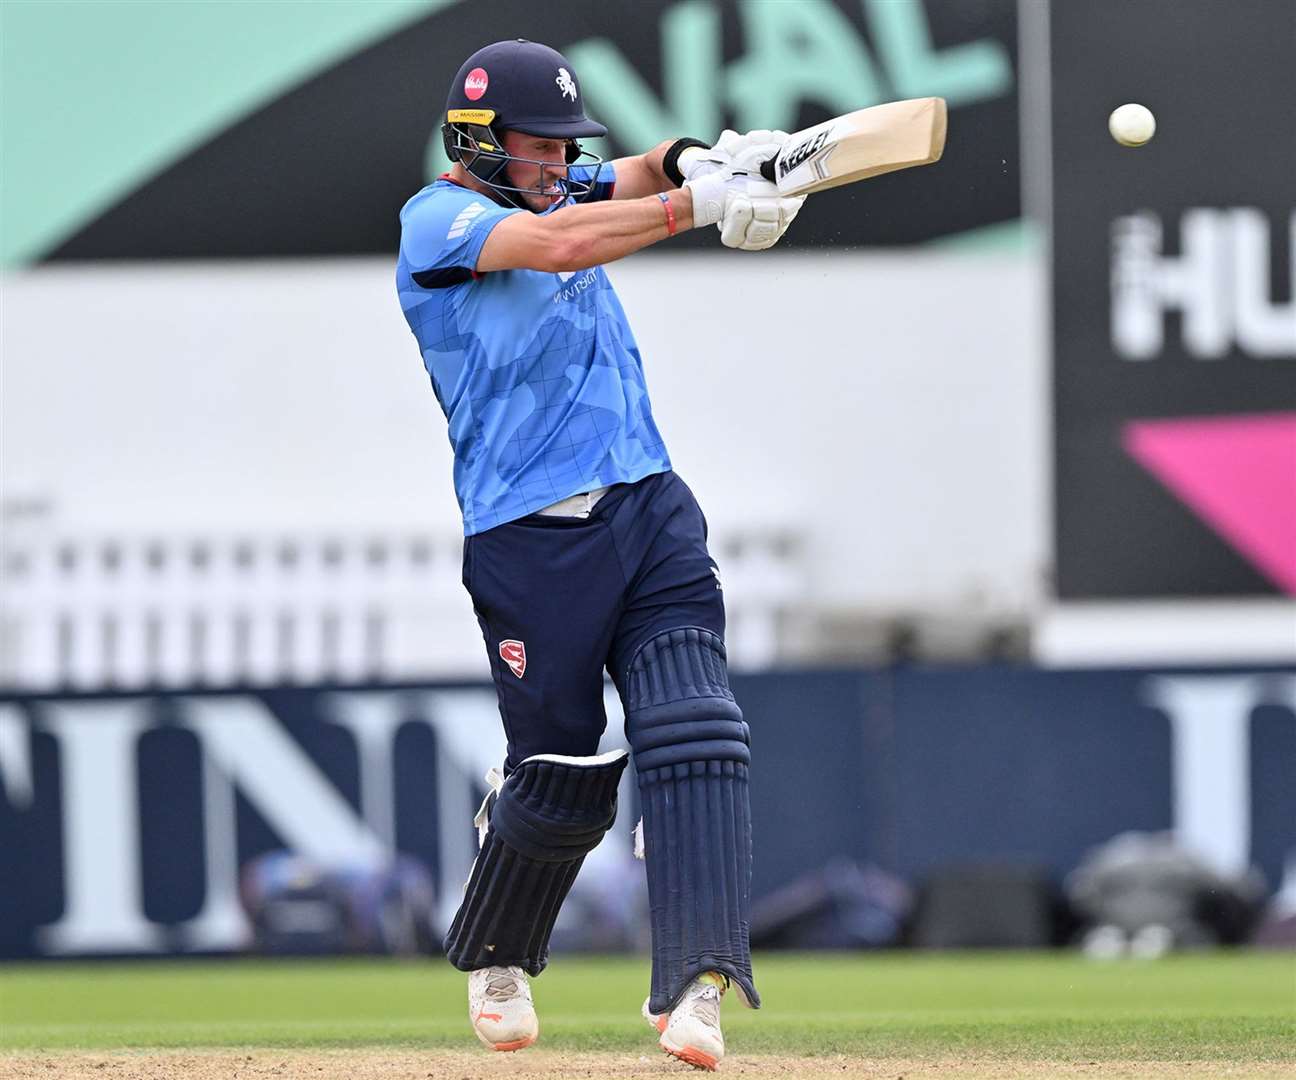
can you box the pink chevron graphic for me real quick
[1123,413,1296,594]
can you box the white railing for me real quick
[0,529,806,691]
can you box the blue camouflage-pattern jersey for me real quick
[395,165,671,535]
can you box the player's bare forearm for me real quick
[605,141,677,199]
[477,189,693,273]
[549,189,694,266]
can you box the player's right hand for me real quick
[716,173,804,251]
[682,170,732,229]
[683,170,803,250]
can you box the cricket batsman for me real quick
[395,39,803,1070]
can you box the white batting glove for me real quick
[676,145,729,182]
[676,129,792,184]
[714,128,792,178]
[717,173,805,252]
[683,169,804,250]
[682,170,732,228]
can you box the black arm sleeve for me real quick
[662,138,712,187]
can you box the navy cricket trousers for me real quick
[462,470,725,769]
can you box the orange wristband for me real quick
[657,192,677,236]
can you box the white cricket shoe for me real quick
[642,972,727,1070]
[467,965,538,1052]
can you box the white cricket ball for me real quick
[1108,103,1156,147]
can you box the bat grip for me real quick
[759,157,777,183]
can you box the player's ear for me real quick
[470,125,502,156]
[441,123,463,164]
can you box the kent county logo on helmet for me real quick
[555,67,577,102]
[464,67,489,101]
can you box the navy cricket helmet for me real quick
[442,39,607,208]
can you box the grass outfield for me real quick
[1,951,1292,1078]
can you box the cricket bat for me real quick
[758,97,947,196]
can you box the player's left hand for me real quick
[717,173,805,252]
[679,129,792,184]
[712,128,792,175]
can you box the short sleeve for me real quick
[569,161,617,203]
[399,186,518,274]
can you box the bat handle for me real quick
[759,157,777,183]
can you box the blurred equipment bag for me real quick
[750,858,912,949]
[1066,831,1265,955]
[240,851,438,956]
[910,864,1065,949]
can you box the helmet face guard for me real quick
[442,114,606,210]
